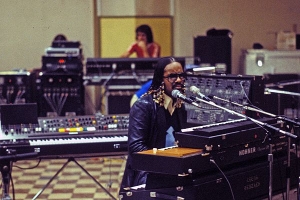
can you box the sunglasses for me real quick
[163,73,186,83]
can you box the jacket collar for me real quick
[163,93,180,115]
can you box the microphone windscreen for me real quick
[171,89,180,98]
[190,86,199,93]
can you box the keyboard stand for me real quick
[32,157,117,200]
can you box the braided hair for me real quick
[143,57,184,107]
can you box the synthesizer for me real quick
[184,74,264,124]
[0,113,129,158]
[132,137,286,176]
[84,57,200,86]
[177,118,281,150]
[132,118,289,175]
[85,57,199,75]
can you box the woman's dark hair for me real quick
[53,34,67,41]
[136,24,153,43]
[150,57,177,90]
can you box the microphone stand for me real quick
[101,64,117,114]
[130,63,142,86]
[0,151,38,200]
[265,80,300,88]
[102,63,117,89]
[188,96,297,200]
[208,95,300,200]
[264,88,300,117]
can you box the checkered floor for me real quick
[3,156,299,200]
[7,156,126,200]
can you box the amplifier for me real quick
[0,71,34,104]
[120,153,299,200]
[194,36,231,74]
[263,73,300,117]
[51,40,81,48]
[35,72,85,117]
[42,56,83,73]
[104,89,137,115]
[0,103,38,128]
[44,47,82,57]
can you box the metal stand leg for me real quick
[286,137,291,200]
[32,157,117,200]
[72,158,117,200]
[298,176,300,200]
[0,151,38,200]
[268,144,273,200]
[1,161,12,200]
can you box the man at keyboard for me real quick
[120,57,187,191]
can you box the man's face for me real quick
[163,62,185,98]
[136,32,147,43]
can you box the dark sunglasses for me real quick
[163,73,186,83]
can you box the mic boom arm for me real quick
[212,95,300,127]
[190,95,297,139]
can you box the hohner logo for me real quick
[239,147,256,156]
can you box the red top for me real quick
[127,42,161,58]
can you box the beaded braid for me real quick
[141,82,185,108]
[140,56,186,108]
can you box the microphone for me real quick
[189,86,212,101]
[171,90,194,104]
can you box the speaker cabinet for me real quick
[194,36,231,74]
[296,34,300,49]
[263,73,300,117]
[104,89,135,115]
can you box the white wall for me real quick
[0,0,94,71]
[174,0,300,74]
[0,0,300,74]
